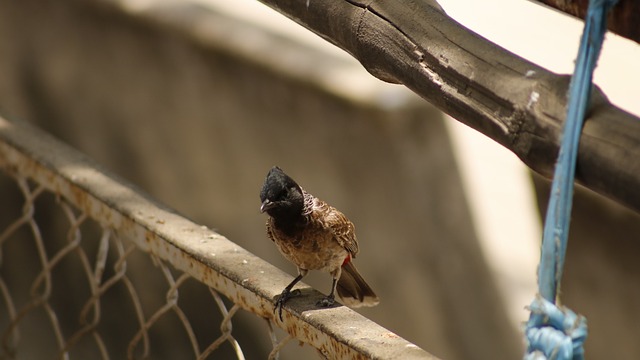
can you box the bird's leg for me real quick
[317,268,340,307]
[275,270,306,321]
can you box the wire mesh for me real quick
[0,172,264,359]
[0,117,435,359]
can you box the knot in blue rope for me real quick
[524,296,587,360]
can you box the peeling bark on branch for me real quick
[258,0,640,213]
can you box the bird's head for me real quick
[259,166,305,218]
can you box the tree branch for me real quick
[533,0,640,44]
[258,0,640,213]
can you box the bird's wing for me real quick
[329,209,359,256]
[312,197,359,256]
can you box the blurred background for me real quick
[0,0,639,359]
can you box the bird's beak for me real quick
[260,199,275,213]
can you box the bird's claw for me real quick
[316,295,335,308]
[274,289,301,321]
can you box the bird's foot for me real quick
[316,295,335,308]
[274,288,301,321]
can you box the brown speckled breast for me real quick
[266,191,358,272]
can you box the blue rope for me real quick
[524,0,618,358]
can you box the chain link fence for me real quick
[0,175,247,359]
[0,117,435,359]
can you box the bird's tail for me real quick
[337,261,379,307]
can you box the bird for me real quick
[259,166,379,320]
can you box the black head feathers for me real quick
[259,166,304,218]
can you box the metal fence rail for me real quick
[0,116,436,359]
